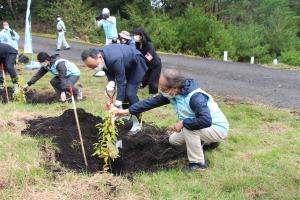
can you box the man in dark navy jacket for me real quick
[0,43,19,94]
[113,69,229,171]
[81,44,148,133]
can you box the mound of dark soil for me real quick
[0,87,57,104]
[21,109,186,174]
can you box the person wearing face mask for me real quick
[0,43,19,94]
[112,69,229,171]
[96,8,118,45]
[118,30,135,48]
[23,52,82,102]
[56,15,70,51]
[0,21,20,50]
[133,27,161,95]
[81,45,148,134]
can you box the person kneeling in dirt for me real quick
[113,69,229,171]
[81,45,148,134]
[0,43,20,95]
[23,52,82,102]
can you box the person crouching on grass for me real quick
[23,52,82,102]
[112,69,229,171]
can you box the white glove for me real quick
[114,100,122,108]
[106,81,115,90]
[105,81,115,97]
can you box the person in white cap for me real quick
[56,15,70,51]
[119,30,135,48]
[95,8,118,46]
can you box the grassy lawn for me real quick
[0,65,299,199]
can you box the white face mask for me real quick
[134,35,142,42]
[57,18,61,21]
[160,91,175,99]
[94,63,106,72]
[3,25,9,30]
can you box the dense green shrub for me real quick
[279,51,300,67]
[176,6,234,57]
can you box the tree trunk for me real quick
[6,0,17,20]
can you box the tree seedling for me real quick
[93,112,119,172]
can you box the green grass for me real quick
[0,65,299,199]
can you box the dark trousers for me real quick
[121,55,147,110]
[0,53,18,84]
[142,63,162,94]
[50,75,80,96]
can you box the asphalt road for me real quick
[19,36,300,110]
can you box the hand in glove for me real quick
[105,81,115,97]
[22,84,29,91]
[60,92,67,102]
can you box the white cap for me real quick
[102,8,110,15]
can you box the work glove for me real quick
[105,81,115,97]
[22,84,29,92]
[114,100,122,108]
[60,92,67,102]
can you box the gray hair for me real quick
[162,68,186,89]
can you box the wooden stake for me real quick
[69,85,88,168]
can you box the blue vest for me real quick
[50,59,80,76]
[101,19,118,39]
[170,88,229,134]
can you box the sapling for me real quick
[13,77,26,103]
[93,112,120,172]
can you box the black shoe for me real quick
[203,142,220,151]
[66,47,71,50]
[185,161,209,171]
[55,49,60,51]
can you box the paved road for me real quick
[20,36,300,109]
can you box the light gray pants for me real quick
[57,32,70,49]
[169,125,227,163]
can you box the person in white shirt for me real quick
[0,21,20,50]
[56,15,70,51]
[95,8,118,45]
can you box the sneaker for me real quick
[0,83,4,90]
[55,49,60,51]
[128,115,142,135]
[185,161,209,171]
[66,47,71,50]
[13,83,20,96]
[75,89,83,100]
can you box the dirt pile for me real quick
[1,88,57,104]
[21,109,186,174]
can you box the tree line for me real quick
[1,0,300,66]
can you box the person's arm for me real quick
[105,16,116,24]
[27,67,48,86]
[182,93,212,130]
[96,19,104,27]
[129,94,170,115]
[56,61,68,90]
[13,30,20,41]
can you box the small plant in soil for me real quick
[93,112,119,172]
[13,77,27,103]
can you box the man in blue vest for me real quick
[23,52,82,102]
[113,69,229,171]
[81,45,148,134]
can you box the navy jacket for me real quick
[0,43,18,58]
[129,79,212,130]
[99,44,147,101]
